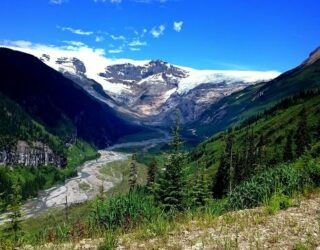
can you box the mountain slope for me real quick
[2,44,279,126]
[187,47,320,140]
[0,93,65,165]
[0,48,143,147]
[187,88,320,198]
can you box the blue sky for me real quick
[0,0,319,71]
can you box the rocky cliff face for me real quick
[0,140,65,167]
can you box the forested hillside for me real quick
[0,93,98,210]
[188,88,320,200]
[187,48,320,141]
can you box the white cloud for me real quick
[58,26,94,36]
[173,21,183,32]
[132,0,168,3]
[129,47,141,51]
[1,40,152,94]
[93,0,122,3]
[108,48,123,54]
[128,39,147,47]
[110,34,126,41]
[5,40,33,48]
[49,0,67,4]
[95,36,104,42]
[150,25,165,38]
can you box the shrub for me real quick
[89,189,162,231]
[227,164,302,210]
[304,159,320,186]
[98,231,118,250]
[264,192,292,215]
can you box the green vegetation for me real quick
[0,93,65,155]
[155,113,188,211]
[188,57,320,140]
[0,93,99,212]
[1,55,320,249]
[90,190,161,231]
[0,140,98,212]
[99,158,147,194]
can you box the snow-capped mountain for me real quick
[5,45,280,126]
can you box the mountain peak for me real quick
[301,47,320,67]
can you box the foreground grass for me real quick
[16,189,320,250]
[118,190,320,250]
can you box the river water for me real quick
[0,151,129,224]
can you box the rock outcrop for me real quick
[0,140,65,167]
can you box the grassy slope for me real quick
[188,92,320,180]
[117,191,320,250]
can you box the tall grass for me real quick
[227,158,320,210]
[89,189,162,231]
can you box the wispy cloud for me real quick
[62,40,86,47]
[108,48,123,54]
[150,25,165,38]
[95,36,104,42]
[110,34,126,41]
[129,47,141,51]
[132,0,168,3]
[93,0,122,3]
[57,26,94,36]
[128,39,147,47]
[1,40,107,62]
[173,21,183,32]
[49,0,67,4]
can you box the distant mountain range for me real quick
[2,44,279,126]
[0,45,319,149]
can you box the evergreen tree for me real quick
[213,132,234,197]
[256,133,266,167]
[129,154,138,192]
[247,128,256,173]
[7,182,22,243]
[193,162,211,207]
[316,116,320,140]
[147,158,157,189]
[295,107,311,157]
[156,111,186,211]
[283,131,293,162]
[98,182,106,201]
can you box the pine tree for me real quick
[193,162,211,207]
[256,133,266,167]
[7,182,22,243]
[147,158,157,189]
[98,182,106,201]
[129,154,138,192]
[247,128,256,172]
[156,111,186,211]
[316,116,320,140]
[283,131,293,162]
[213,132,234,197]
[295,107,311,157]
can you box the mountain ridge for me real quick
[0,48,144,148]
[186,46,320,141]
[2,45,280,127]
